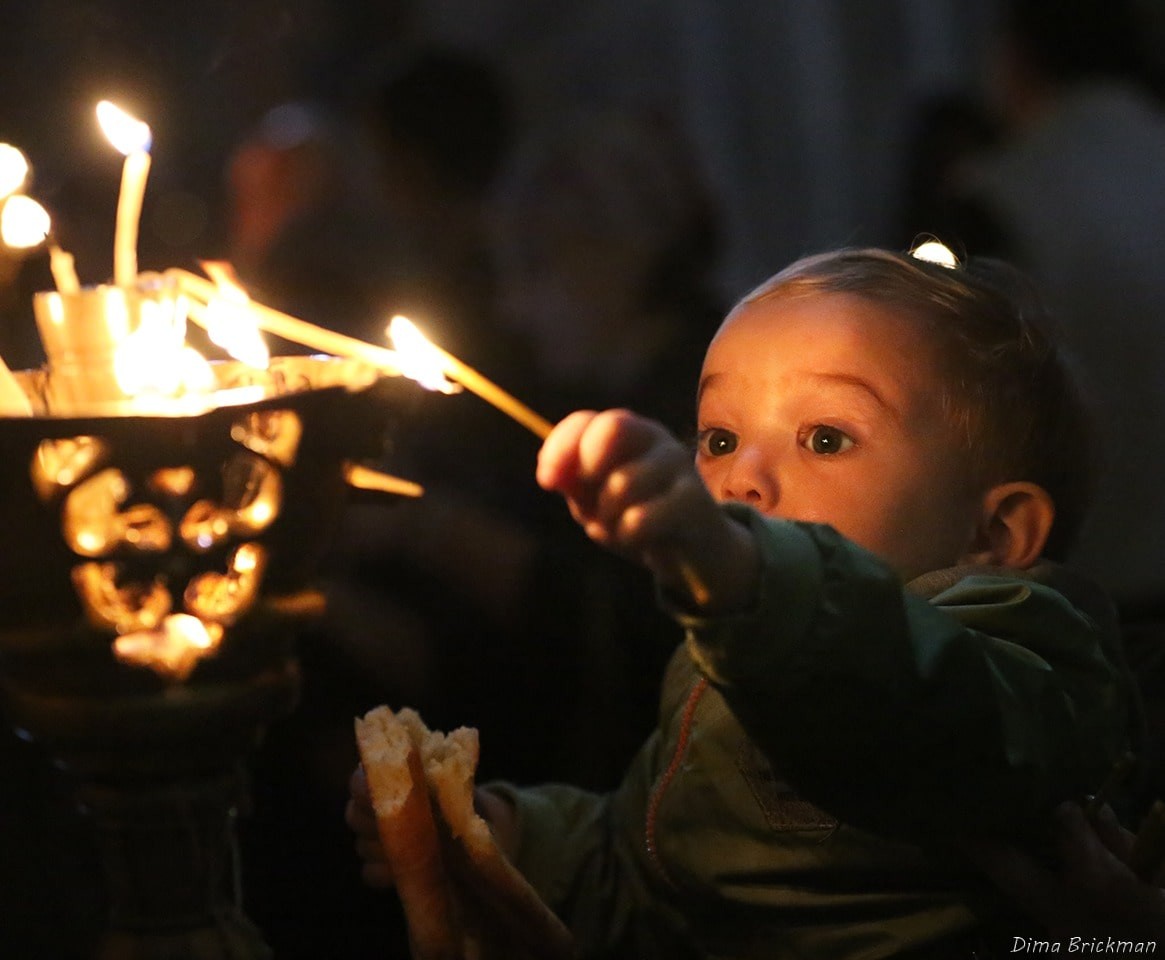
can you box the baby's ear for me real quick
[963,481,1055,570]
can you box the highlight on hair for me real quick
[740,247,1095,560]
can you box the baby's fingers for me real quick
[345,790,378,836]
[359,860,395,889]
[536,410,597,495]
[575,410,678,488]
[592,447,706,549]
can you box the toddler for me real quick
[350,246,1133,958]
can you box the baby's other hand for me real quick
[345,764,394,888]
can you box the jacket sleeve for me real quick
[676,504,1131,843]
[485,731,700,959]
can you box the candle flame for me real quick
[96,100,152,155]
[0,144,29,199]
[199,263,271,369]
[0,194,50,249]
[387,315,459,393]
[113,295,214,400]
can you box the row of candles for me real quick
[0,99,555,680]
[0,100,552,436]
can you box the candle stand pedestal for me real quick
[0,360,416,958]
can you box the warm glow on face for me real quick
[0,144,29,199]
[1,194,50,249]
[96,100,152,155]
[388,315,457,393]
[200,266,270,369]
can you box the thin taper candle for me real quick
[389,315,553,439]
[96,101,152,288]
[171,268,404,375]
[114,149,149,286]
[429,346,553,439]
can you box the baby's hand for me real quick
[537,409,759,611]
[537,410,704,553]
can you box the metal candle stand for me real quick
[0,358,418,958]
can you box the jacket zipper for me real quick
[644,676,708,887]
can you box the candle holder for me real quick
[32,283,183,415]
[0,355,421,958]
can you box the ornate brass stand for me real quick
[0,359,416,958]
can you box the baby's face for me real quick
[696,291,983,580]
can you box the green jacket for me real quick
[493,507,1131,959]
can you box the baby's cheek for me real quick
[870,501,965,579]
[695,459,721,498]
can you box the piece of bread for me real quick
[357,705,575,960]
[354,706,460,960]
[397,709,575,960]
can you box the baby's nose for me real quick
[720,448,779,513]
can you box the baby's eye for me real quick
[698,428,738,457]
[803,425,854,455]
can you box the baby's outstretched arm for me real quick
[537,409,759,613]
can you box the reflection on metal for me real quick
[148,466,196,498]
[30,435,108,501]
[179,453,281,552]
[112,613,224,682]
[178,501,230,552]
[44,419,292,678]
[18,357,412,683]
[343,461,424,498]
[230,409,302,467]
[72,561,171,634]
[63,468,171,556]
[184,542,267,626]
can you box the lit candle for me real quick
[0,143,29,199]
[389,315,553,439]
[174,265,554,439]
[170,265,405,375]
[96,100,152,288]
[0,193,81,293]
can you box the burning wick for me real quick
[96,100,151,288]
[1,193,81,293]
[388,315,553,439]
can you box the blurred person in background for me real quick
[225,98,398,343]
[490,105,724,436]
